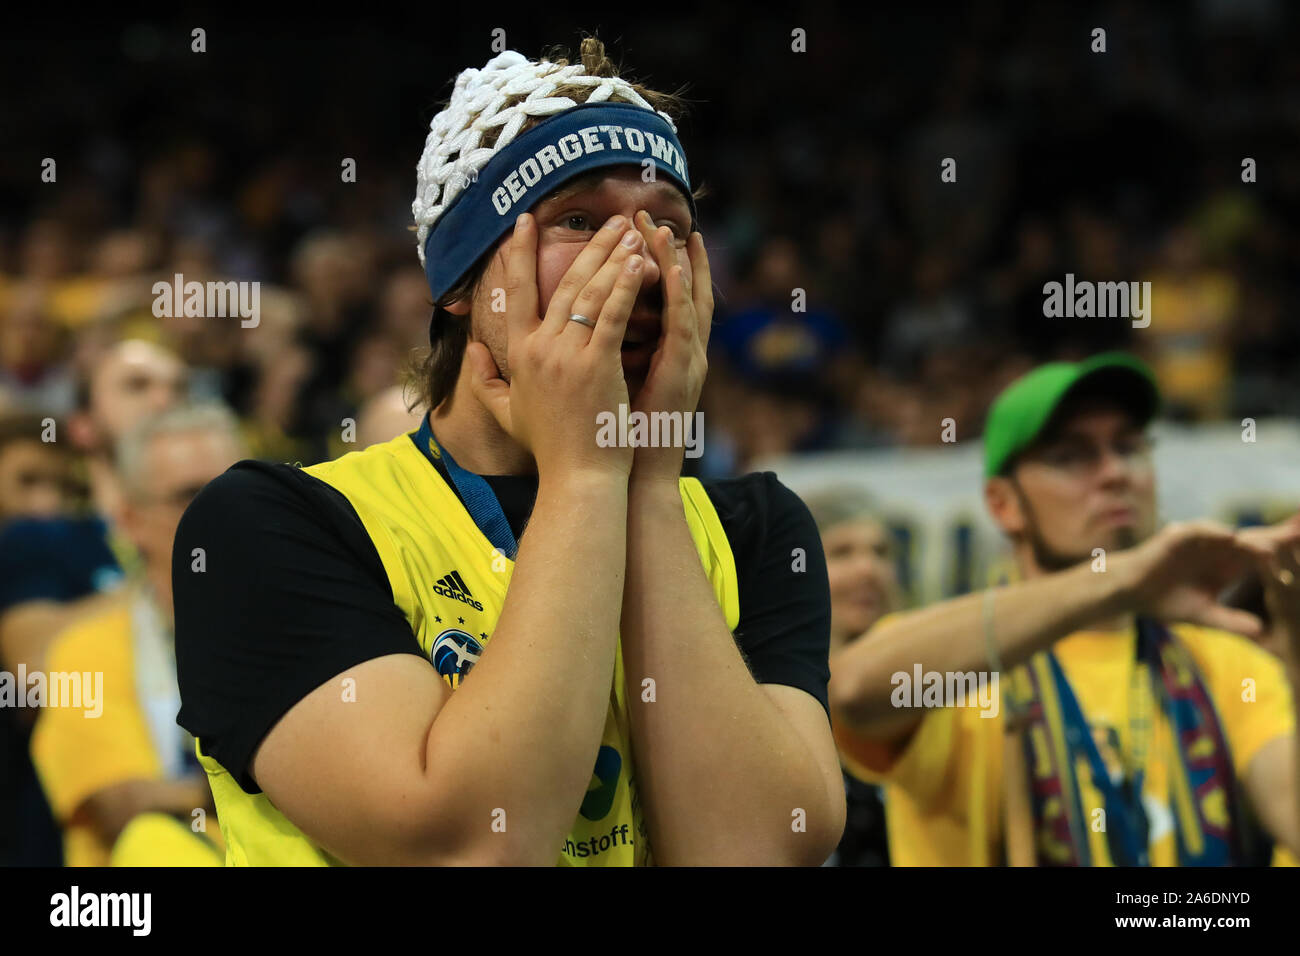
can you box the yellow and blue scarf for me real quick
[1014,618,1257,866]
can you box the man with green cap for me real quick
[828,351,1300,866]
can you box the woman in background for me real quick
[806,487,901,866]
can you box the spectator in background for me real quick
[319,332,407,461]
[64,339,187,526]
[805,487,899,867]
[224,286,320,465]
[879,250,975,379]
[12,220,97,330]
[0,413,72,523]
[986,217,1059,340]
[377,268,437,352]
[703,274,863,475]
[355,384,423,450]
[0,412,76,864]
[292,231,379,444]
[0,284,75,415]
[1141,223,1238,421]
[0,337,184,865]
[830,353,1300,866]
[31,403,243,866]
[702,308,835,475]
[899,47,1009,265]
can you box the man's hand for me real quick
[1236,515,1300,667]
[627,210,713,484]
[467,212,644,482]
[1110,520,1265,636]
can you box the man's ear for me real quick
[444,298,470,316]
[985,475,1025,537]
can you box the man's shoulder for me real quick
[175,456,399,601]
[184,458,353,529]
[694,470,809,526]
[302,432,421,486]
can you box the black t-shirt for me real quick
[174,438,831,794]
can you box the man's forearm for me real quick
[85,776,213,846]
[832,560,1130,728]
[620,480,838,865]
[424,474,628,863]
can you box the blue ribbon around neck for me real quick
[414,415,518,561]
[1047,623,1157,866]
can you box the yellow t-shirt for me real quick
[30,599,220,867]
[834,620,1295,866]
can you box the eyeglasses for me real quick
[1023,433,1155,476]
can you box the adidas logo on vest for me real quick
[433,569,485,611]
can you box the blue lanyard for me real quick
[1048,624,1156,866]
[413,415,518,561]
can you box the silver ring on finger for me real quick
[569,313,596,329]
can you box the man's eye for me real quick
[564,214,592,231]
[1117,435,1152,457]
[1046,446,1087,466]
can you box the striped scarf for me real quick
[1006,618,1257,866]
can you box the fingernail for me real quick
[627,255,643,272]
[606,215,627,231]
[621,230,641,248]
[516,213,527,228]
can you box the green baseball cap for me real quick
[983,352,1160,478]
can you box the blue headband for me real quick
[423,101,696,313]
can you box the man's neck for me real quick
[429,371,536,477]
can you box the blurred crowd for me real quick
[2,2,1298,865]
[3,5,1298,480]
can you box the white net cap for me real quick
[412,49,678,269]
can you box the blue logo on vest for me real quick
[431,629,483,679]
[579,745,622,821]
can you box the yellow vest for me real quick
[198,432,740,865]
